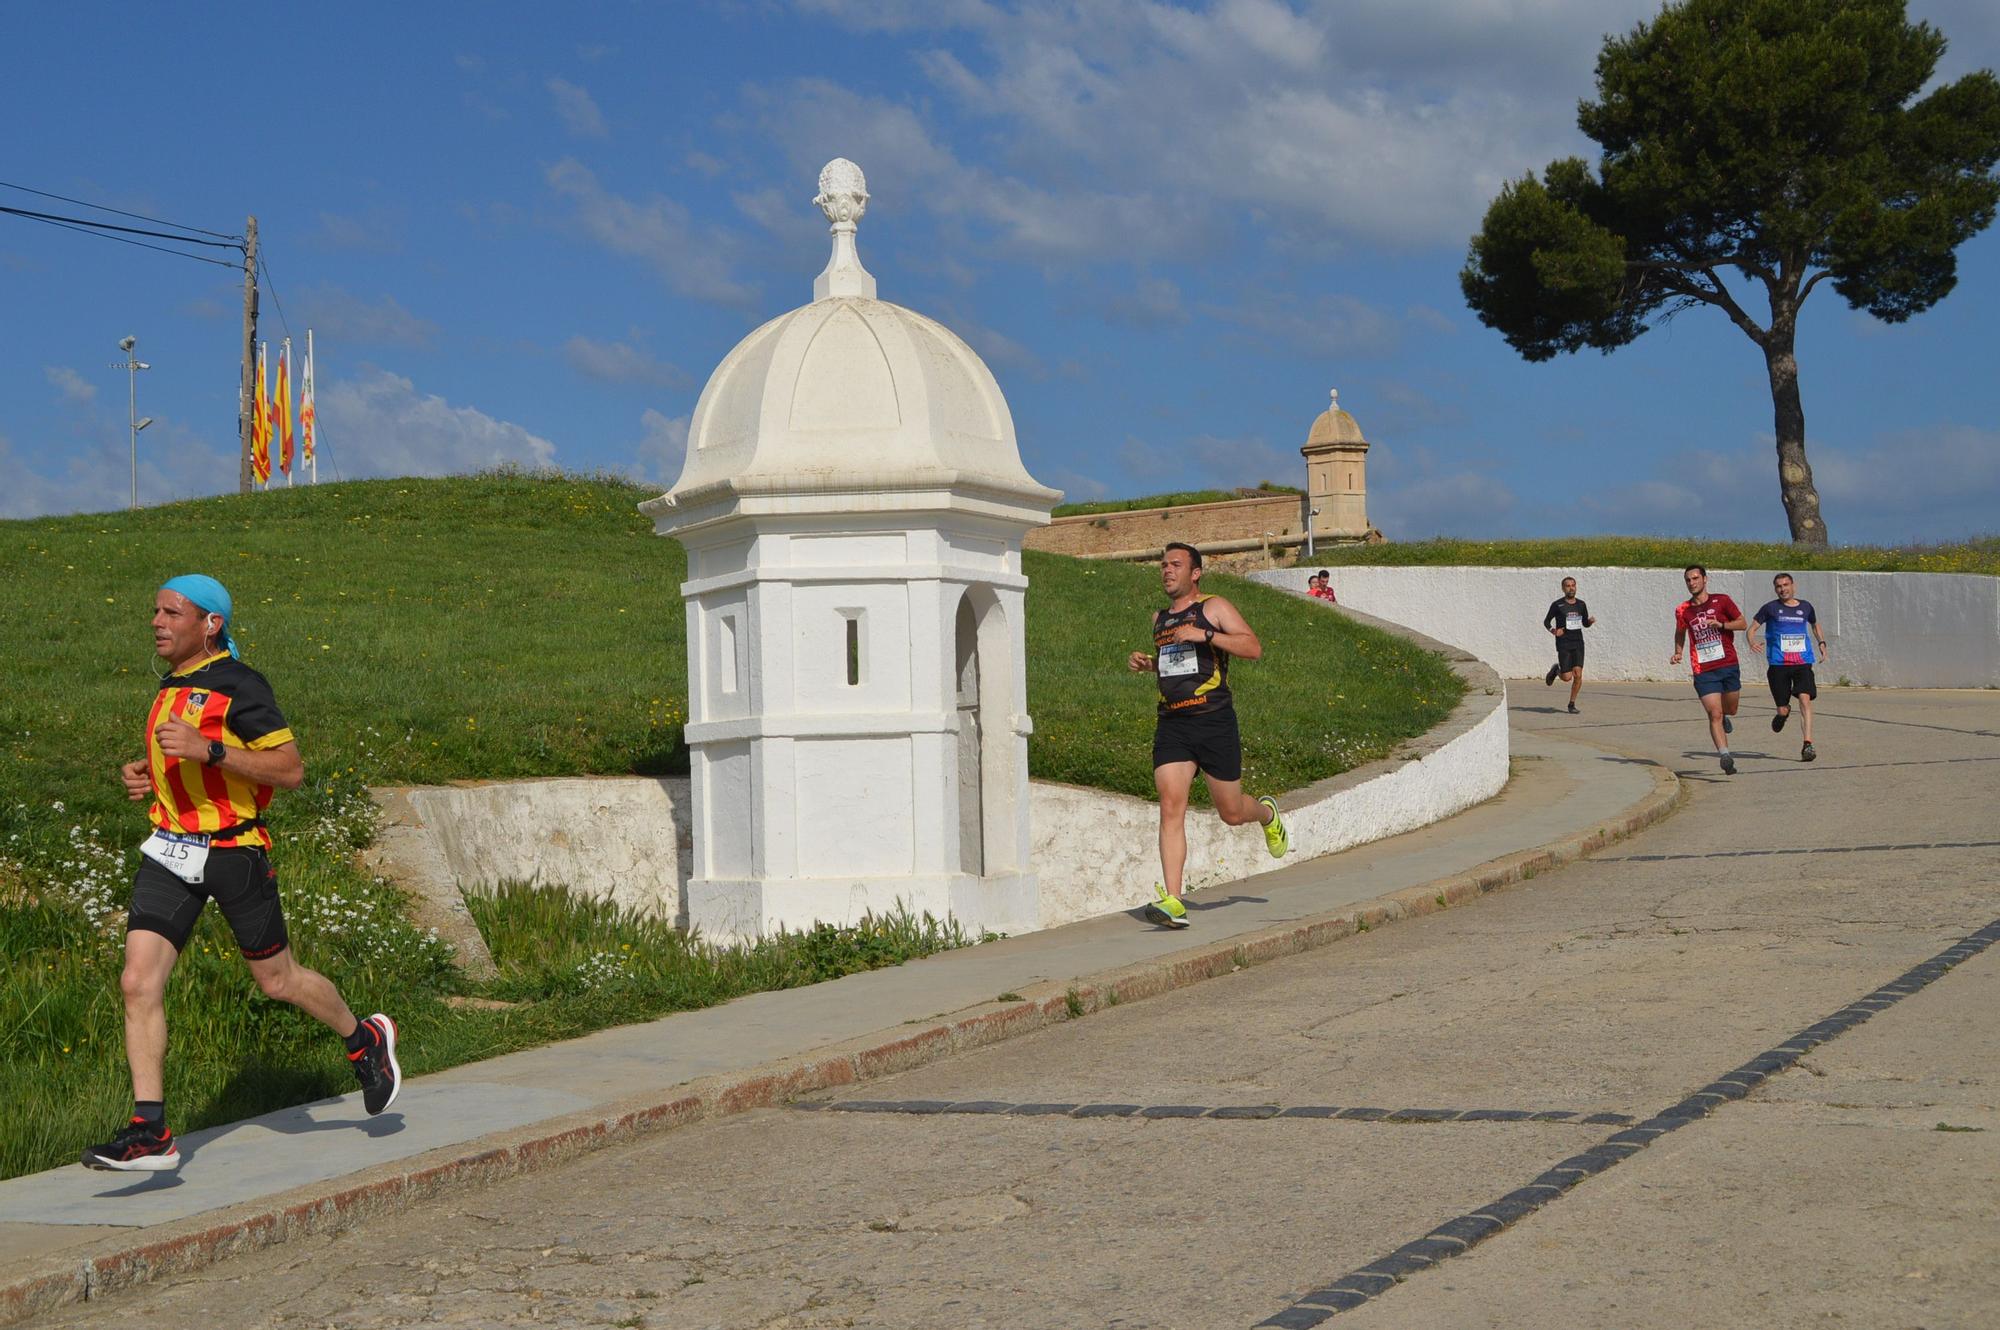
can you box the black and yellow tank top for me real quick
[1153,595,1233,717]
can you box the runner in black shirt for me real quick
[1541,576,1596,713]
[1127,543,1289,926]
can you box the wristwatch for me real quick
[1204,628,1215,644]
[205,740,227,767]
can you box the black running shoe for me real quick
[1720,753,1737,775]
[1567,702,1580,714]
[350,1013,403,1115]
[1801,742,1817,762]
[81,1118,179,1172]
[1772,710,1788,733]
[1722,715,1733,735]
[1545,664,1560,686]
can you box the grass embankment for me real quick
[1052,481,1302,518]
[1,472,1459,1180]
[1301,535,2000,575]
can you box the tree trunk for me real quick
[1761,321,1830,547]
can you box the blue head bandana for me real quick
[160,574,238,659]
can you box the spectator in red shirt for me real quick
[1307,570,1337,603]
[1670,564,1750,775]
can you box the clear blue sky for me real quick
[4,0,1996,544]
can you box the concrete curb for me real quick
[0,758,1683,1325]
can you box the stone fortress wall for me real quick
[1025,493,1310,562]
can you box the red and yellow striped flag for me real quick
[276,339,294,477]
[251,343,272,485]
[300,333,316,465]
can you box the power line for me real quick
[257,253,294,339]
[0,206,240,269]
[0,178,242,242]
[0,203,241,251]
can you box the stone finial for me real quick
[1330,387,1340,413]
[813,158,877,301]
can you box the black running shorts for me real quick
[1768,663,1818,708]
[127,846,290,959]
[1152,707,1244,782]
[1556,637,1586,671]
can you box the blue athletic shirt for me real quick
[1753,599,1818,666]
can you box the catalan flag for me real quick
[300,331,316,468]
[276,338,294,479]
[251,342,271,485]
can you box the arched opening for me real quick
[953,594,984,875]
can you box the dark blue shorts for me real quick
[1693,665,1742,698]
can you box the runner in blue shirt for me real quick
[1748,573,1829,761]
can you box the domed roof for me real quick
[1304,388,1369,450]
[645,160,1058,533]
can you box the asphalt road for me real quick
[31,683,2000,1329]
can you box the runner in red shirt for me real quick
[1670,564,1750,775]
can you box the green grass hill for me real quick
[0,471,1461,1180]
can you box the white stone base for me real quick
[688,872,1038,945]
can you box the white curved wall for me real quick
[1255,566,2000,687]
[375,638,1511,938]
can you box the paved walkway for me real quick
[10,684,1999,1327]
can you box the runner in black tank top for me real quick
[1153,596,1233,717]
[1126,543,1290,928]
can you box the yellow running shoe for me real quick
[1149,882,1190,928]
[1258,796,1289,858]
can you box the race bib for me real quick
[1780,634,1808,655]
[1158,643,1200,678]
[1565,614,1583,631]
[1694,640,1726,664]
[140,829,210,884]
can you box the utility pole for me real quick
[238,215,258,493]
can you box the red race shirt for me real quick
[1676,593,1743,675]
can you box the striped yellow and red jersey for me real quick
[145,652,295,849]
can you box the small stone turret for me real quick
[1301,388,1379,543]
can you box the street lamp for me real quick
[112,336,152,510]
[1306,508,1321,559]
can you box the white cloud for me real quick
[1200,292,1407,359]
[0,413,240,520]
[1561,426,2000,543]
[294,285,439,349]
[937,308,1046,378]
[562,335,692,390]
[1101,276,1189,328]
[545,158,754,305]
[313,209,405,253]
[631,408,691,486]
[1110,430,1297,495]
[318,368,558,478]
[1365,440,1518,538]
[781,0,1659,254]
[45,366,97,405]
[547,77,609,138]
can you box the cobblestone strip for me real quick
[0,763,1682,1327]
[793,1100,1635,1126]
[1254,916,2000,1328]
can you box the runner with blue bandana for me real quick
[82,575,402,1173]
